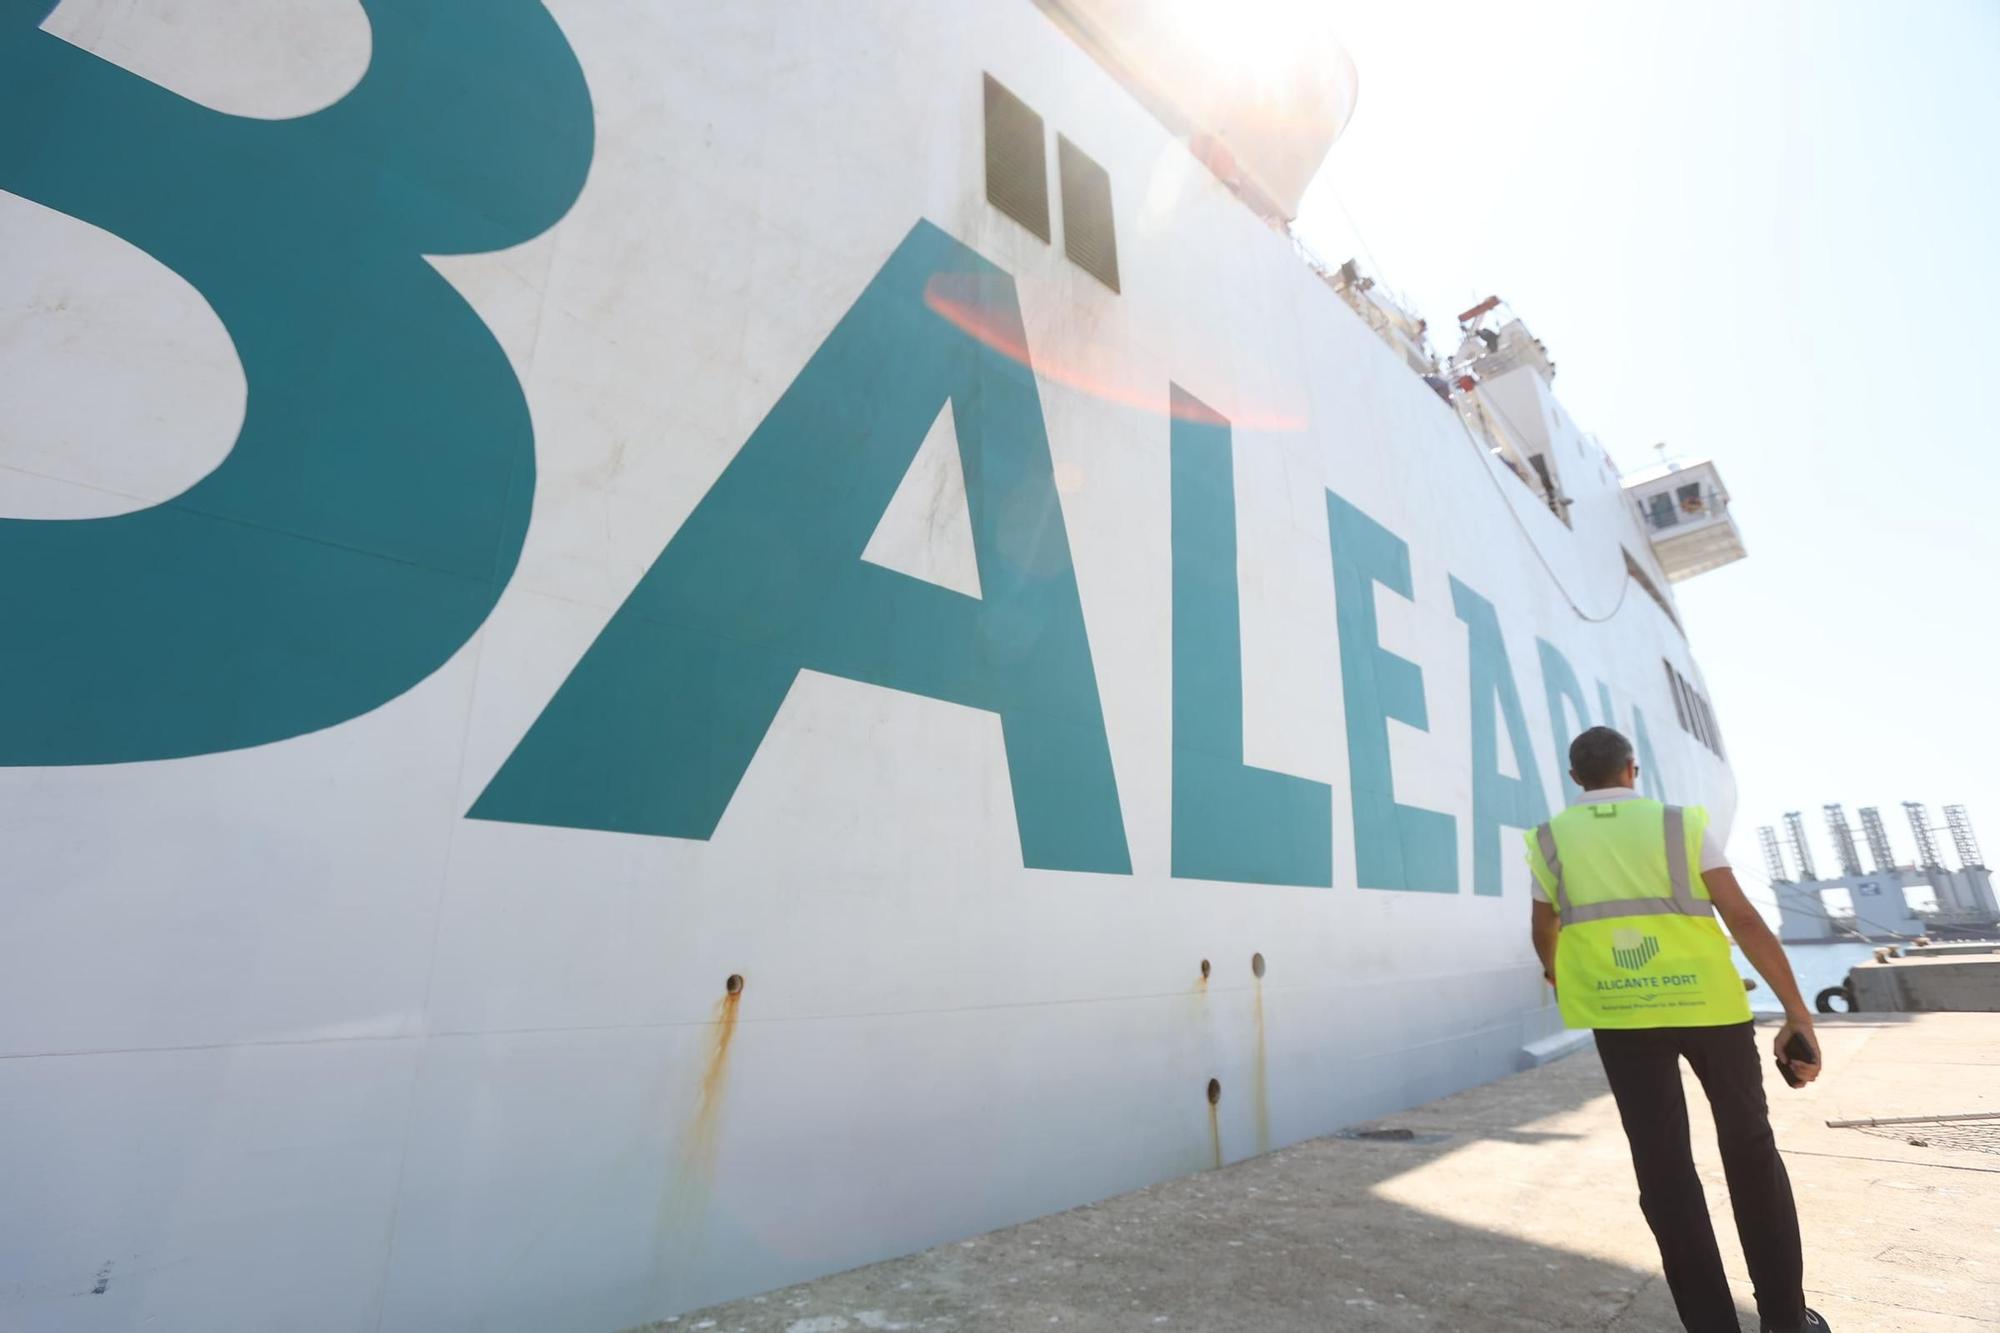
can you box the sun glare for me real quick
[1161,0,1343,89]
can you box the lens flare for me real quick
[923,272,1305,431]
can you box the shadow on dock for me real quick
[647,1013,1999,1332]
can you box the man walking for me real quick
[1526,726,1828,1333]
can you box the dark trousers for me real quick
[1594,1022,1805,1333]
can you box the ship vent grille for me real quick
[1058,134,1120,292]
[984,74,1050,242]
[1664,659,1725,758]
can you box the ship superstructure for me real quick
[3,3,1748,1329]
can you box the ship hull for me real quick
[0,3,1733,1329]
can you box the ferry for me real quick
[0,2,1752,1328]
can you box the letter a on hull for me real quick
[473,221,1131,875]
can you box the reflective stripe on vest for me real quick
[1534,805,1711,927]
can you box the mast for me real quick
[1857,806,1898,874]
[1904,802,1945,869]
[1783,811,1819,881]
[1823,804,1863,878]
[1944,804,1984,869]
[1757,825,1791,883]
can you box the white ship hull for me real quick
[0,3,1733,1329]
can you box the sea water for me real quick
[1731,941,1878,1013]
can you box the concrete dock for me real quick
[1849,949,2000,1012]
[654,1014,1999,1332]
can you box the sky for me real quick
[1290,0,2000,904]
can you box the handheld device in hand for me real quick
[1775,1030,1818,1088]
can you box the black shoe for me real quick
[1762,1311,1830,1333]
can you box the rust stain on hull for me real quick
[687,990,740,1169]
[1194,966,1216,1170]
[658,991,741,1244]
[1252,979,1271,1155]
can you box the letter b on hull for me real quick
[0,1,594,766]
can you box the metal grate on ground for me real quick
[1830,1112,2000,1156]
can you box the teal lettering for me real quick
[1548,665,1665,802]
[0,1,593,764]
[1325,491,1456,892]
[1537,639,1593,805]
[1539,647,1643,808]
[1169,386,1331,886]
[472,221,1131,874]
[1451,578,1549,895]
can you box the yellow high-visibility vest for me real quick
[1525,800,1752,1030]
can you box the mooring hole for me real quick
[1251,952,1265,978]
[725,973,745,996]
[1199,959,1211,980]
[1207,1078,1222,1105]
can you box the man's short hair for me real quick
[1570,726,1635,789]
